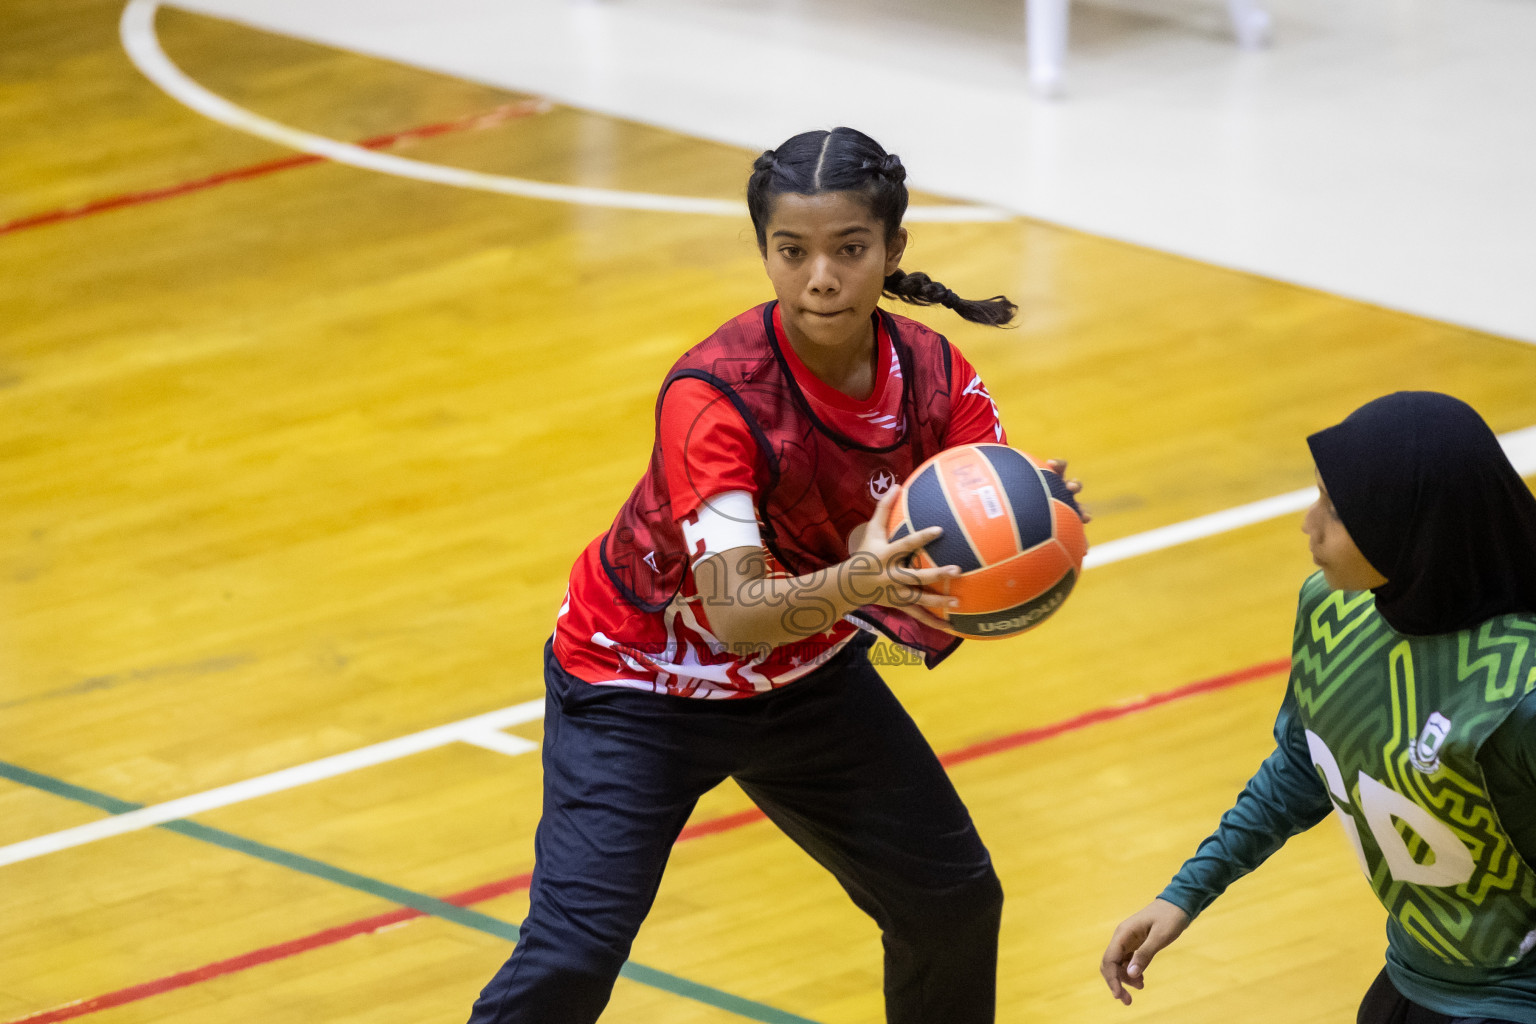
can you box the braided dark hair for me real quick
[747,128,1016,327]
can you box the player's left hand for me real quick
[1047,458,1091,524]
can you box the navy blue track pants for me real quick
[1357,969,1522,1024]
[466,635,1003,1024]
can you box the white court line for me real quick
[1087,426,1536,568]
[460,728,541,758]
[4,425,1530,870]
[1083,487,1316,569]
[0,702,544,867]
[118,0,1013,223]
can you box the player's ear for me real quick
[884,227,908,275]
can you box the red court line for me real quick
[678,806,768,840]
[939,658,1292,768]
[3,657,1289,1024]
[0,100,550,237]
[3,871,535,1024]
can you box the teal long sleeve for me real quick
[1158,686,1332,919]
[1160,689,1536,918]
[1158,688,1536,1021]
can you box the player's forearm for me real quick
[1161,698,1333,917]
[697,548,885,648]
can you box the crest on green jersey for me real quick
[1411,711,1452,773]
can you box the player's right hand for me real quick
[850,485,961,611]
[1100,898,1191,1005]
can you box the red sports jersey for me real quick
[554,307,1007,698]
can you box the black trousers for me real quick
[1358,968,1520,1024]
[466,635,1003,1024]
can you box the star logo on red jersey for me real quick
[868,469,897,500]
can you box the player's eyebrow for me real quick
[770,225,875,239]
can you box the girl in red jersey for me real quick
[466,127,1085,1024]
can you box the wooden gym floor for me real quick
[2,2,1534,1022]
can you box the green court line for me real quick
[0,759,821,1024]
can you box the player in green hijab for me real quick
[1101,392,1536,1023]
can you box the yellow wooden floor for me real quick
[3,2,1535,1022]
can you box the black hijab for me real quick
[1306,391,1536,636]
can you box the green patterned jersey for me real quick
[1292,572,1536,968]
